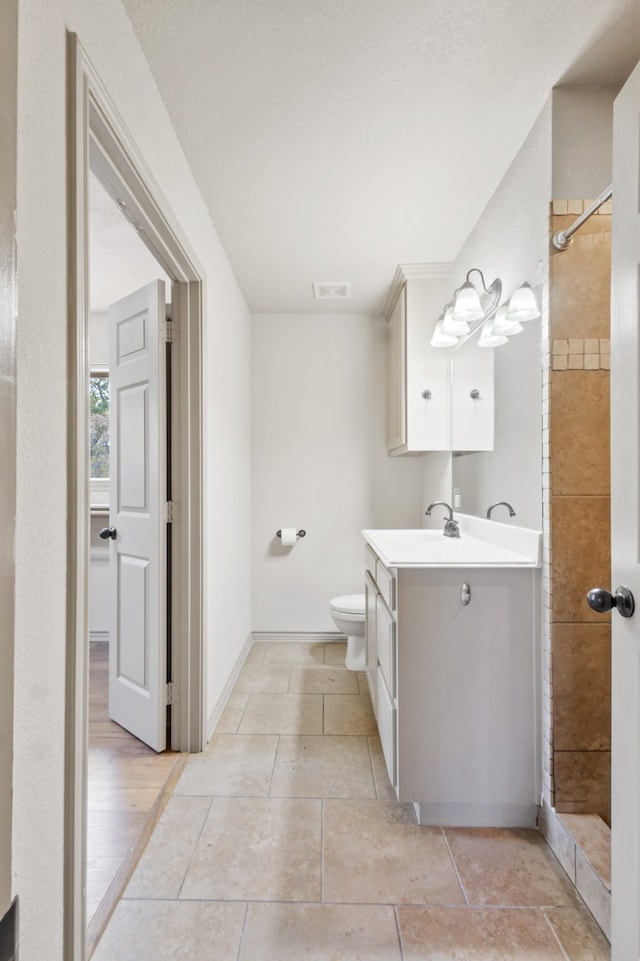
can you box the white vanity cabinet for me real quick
[384,264,495,454]
[363,533,540,828]
[364,547,398,789]
[385,268,451,454]
[450,337,494,451]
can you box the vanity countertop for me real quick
[363,514,541,569]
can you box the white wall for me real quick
[552,87,618,198]
[447,100,553,530]
[15,2,252,956]
[252,312,425,631]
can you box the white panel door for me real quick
[107,280,167,752]
[610,60,640,960]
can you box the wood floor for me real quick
[87,642,186,958]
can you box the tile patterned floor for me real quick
[92,641,610,960]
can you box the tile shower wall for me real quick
[547,200,612,824]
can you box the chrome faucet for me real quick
[486,501,516,520]
[426,501,460,538]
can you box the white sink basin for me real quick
[363,515,541,568]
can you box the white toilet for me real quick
[329,594,366,671]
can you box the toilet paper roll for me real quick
[280,527,297,546]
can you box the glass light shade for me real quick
[441,304,470,336]
[430,319,458,348]
[505,282,540,321]
[452,281,484,322]
[478,317,508,348]
[491,305,523,337]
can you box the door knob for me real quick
[99,526,117,540]
[586,585,635,618]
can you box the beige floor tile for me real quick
[445,828,577,906]
[324,693,378,735]
[239,692,323,734]
[324,642,348,666]
[244,642,268,665]
[214,691,250,733]
[398,906,567,960]
[289,664,359,694]
[180,797,322,901]
[234,662,292,693]
[262,641,326,665]
[123,795,211,899]
[544,906,610,960]
[175,734,279,797]
[557,813,611,888]
[239,902,402,960]
[92,900,246,961]
[270,735,376,798]
[368,736,397,800]
[357,671,370,695]
[324,800,465,904]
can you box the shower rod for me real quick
[551,184,613,251]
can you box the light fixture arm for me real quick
[464,268,490,294]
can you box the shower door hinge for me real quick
[161,319,180,343]
[165,682,178,706]
[164,501,180,523]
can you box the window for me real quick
[90,370,109,506]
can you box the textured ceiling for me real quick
[120,0,640,313]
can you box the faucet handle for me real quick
[443,518,461,538]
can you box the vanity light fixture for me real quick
[505,282,541,322]
[477,316,508,348]
[452,268,502,324]
[430,317,459,348]
[440,303,470,337]
[429,271,540,350]
[491,305,523,337]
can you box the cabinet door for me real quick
[364,572,377,710]
[375,594,396,697]
[386,287,407,451]
[450,339,494,451]
[376,665,397,789]
[404,279,451,451]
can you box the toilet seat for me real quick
[330,594,365,616]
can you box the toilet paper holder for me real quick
[276,529,306,539]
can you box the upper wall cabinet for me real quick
[450,337,494,452]
[384,264,494,455]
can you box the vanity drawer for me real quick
[376,561,396,611]
[375,665,396,788]
[375,594,396,697]
[365,544,378,580]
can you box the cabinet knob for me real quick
[421,389,432,401]
[469,389,481,400]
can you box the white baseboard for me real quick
[251,631,346,643]
[89,631,109,643]
[206,632,254,741]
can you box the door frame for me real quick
[66,33,204,958]
[0,0,17,923]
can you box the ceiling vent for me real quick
[313,282,351,300]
